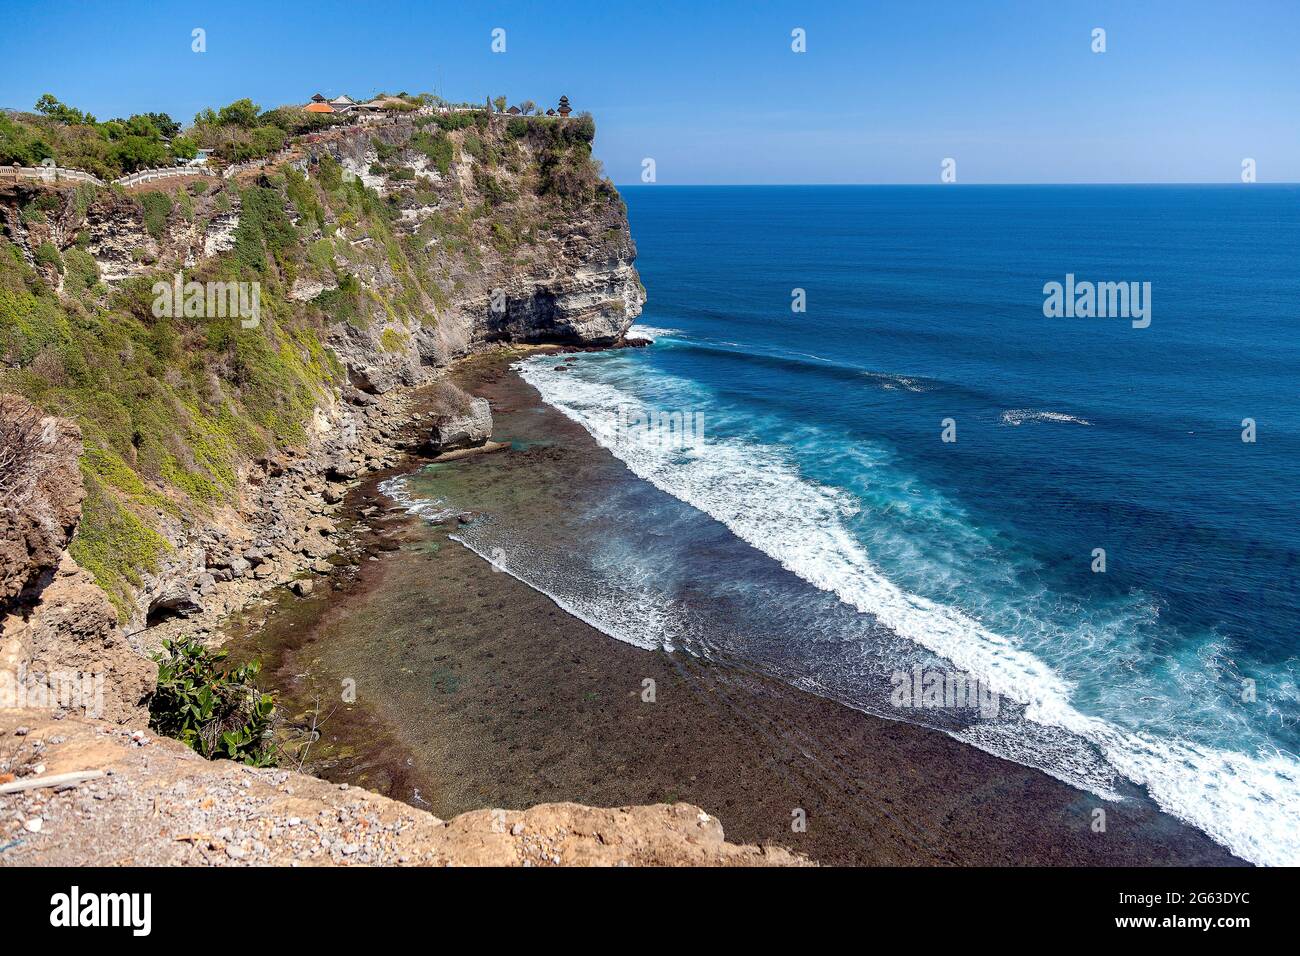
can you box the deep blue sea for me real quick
[495,185,1299,864]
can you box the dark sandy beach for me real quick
[223,351,1242,866]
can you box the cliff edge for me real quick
[0,711,807,866]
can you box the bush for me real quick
[150,637,277,766]
[410,130,453,175]
[137,191,172,240]
[0,394,47,506]
[473,165,515,208]
[63,247,99,292]
[33,242,63,273]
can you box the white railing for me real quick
[3,163,217,188]
[3,164,105,186]
[115,165,217,188]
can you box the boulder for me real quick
[426,397,493,454]
[145,579,202,624]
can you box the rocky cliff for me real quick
[0,109,642,637]
[0,397,155,725]
[0,110,806,869]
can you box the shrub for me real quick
[150,636,277,766]
[410,130,453,175]
[230,184,295,274]
[462,132,485,162]
[380,326,408,352]
[283,166,324,231]
[110,134,167,173]
[137,190,172,240]
[0,394,47,506]
[63,247,99,293]
[33,242,63,273]
[0,113,54,166]
[473,165,515,208]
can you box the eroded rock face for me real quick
[0,115,644,697]
[0,396,84,606]
[0,396,154,724]
[0,556,155,723]
[82,190,157,282]
[303,119,643,392]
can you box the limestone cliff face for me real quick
[302,117,644,394]
[0,110,643,645]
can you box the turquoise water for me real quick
[468,185,1299,864]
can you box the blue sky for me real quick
[1,0,1296,183]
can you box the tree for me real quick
[493,95,507,113]
[216,98,261,128]
[170,136,198,160]
[34,93,95,125]
[520,99,536,115]
[141,112,181,138]
[110,135,168,173]
[0,114,53,166]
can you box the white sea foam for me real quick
[449,533,682,652]
[379,474,456,523]
[626,324,681,342]
[863,371,929,392]
[518,356,1300,866]
[1001,408,1092,426]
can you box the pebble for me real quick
[24,817,43,833]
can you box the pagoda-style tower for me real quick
[557,95,572,118]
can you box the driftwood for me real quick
[0,770,105,794]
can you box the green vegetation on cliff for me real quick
[1,104,629,622]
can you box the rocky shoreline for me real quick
[3,344,810,867]
[144,340,637,656]
[214,352,1245,867]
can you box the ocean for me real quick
[414,185,1299,865]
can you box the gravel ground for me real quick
[0,711,806,867]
